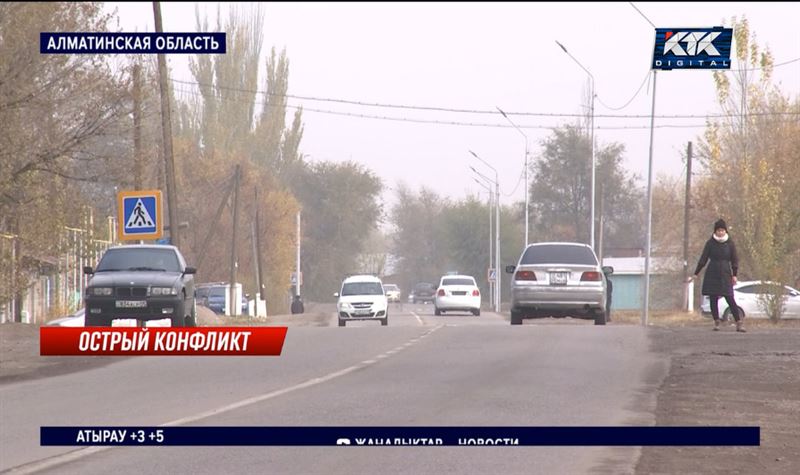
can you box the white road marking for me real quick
[411,311,424,325]
[5,325,445,475]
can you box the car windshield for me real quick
[521,245,598,265]
[442,278,475,286]
[342,282,384,296]
[384,285,399,291]
[96,248,181,272]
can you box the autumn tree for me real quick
[528,125,644,252]
[0,3,133,319]
[697,16,800,318]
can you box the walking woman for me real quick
[690,219,745,332]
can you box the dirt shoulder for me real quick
[635,322,800,474]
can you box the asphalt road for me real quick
[0,304,666,475]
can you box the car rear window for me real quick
[520,245,598,265]
[415,283,434,291]
[442,278,475,286]
[208,287,226,298]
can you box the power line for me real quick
[629,2,656,28]
[170,78,798,120]
[173,84,719,130]
[172,86,800,131]
[597,70,651,111]
[502,168,526,197]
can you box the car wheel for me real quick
[723,307,745,321]
[171,301,185,327]
[185,299,198,327]
[594,311,607,326]
[472,308,480,316]
[381,317,388,326]
[510,309,523,325]
[338,319,346,327]
[434,307,441,316]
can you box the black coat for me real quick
[693,236,739,297]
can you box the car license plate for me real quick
[354,309,371,315]
[116,300,147,308]
[550,272,568,285]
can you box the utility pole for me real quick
[474,180,493,306]
[195,174,235,271]
[643,70,658,327]
[496,107,529,246]
[153,2,180,248]
[295,212,301,298]
[470,152,500,313]
[254,188,265,306]
[229,165,241,316]
[683,141,693,311]
[598,181,605,263]
[132,61,143,191]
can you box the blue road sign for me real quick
[117,190,163,240]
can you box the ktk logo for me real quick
[663,31,721,56]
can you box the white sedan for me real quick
[434,275,481,316]
[700,281,800,320]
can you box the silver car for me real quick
[700,281,800,320]
[506,242,613,325]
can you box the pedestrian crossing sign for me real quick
[117,190,163,240]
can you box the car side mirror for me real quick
[183,266,197,275]
[83,266,94,275]
[602,266,614,275]
[505,265,516,274]
[333,292,339,298]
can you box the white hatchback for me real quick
[336,274,389,326]
[434,275,481,316]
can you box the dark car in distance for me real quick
[196,282,249,315]
[410,282,437,304]
[83,245,197,327]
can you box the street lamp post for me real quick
[473,177,494,307]
[470,150,501,313]
[496,107,529,246]
[556,40,596,253]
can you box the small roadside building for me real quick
[603,256,683,311]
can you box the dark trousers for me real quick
[709,295,741,322]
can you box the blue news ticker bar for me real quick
[41,426,761,446]
[40,33,226,54]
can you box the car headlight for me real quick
[89,287,113,296]
[151,287,178,296]
[338,302,352,310]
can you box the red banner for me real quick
[40,327,288,356]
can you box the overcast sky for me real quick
[106,2,800,209]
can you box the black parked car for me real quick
[83,245,197,327]
[411,282,436,304]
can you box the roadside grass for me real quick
[611,309,800,328]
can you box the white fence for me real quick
[0,218,116,324]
